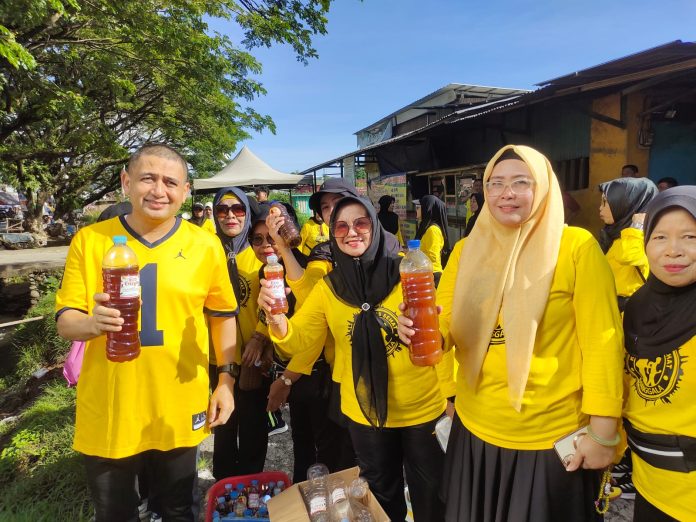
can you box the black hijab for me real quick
[326,196,402,428]
[377,195,399,235]
[599,177,657,253]
[624,186,696,358]
[213,187,251,301]
[464,192,484,237]
[415,195,450,251]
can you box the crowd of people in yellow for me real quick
[56,143,695,522]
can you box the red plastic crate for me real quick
[205,471,292,522]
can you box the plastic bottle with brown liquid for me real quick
[400,239,443,366]
[264,254,289,315]
[102,235,141,362]
[269,203,301,248]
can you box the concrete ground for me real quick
[0,245,68,277]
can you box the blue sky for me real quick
[209,0,696,174]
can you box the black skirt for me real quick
[443,415,603,522]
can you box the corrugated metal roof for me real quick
[537,40,696,88]
[353,83,528,135]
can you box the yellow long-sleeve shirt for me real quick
[438,226,624,449]
[623,336,696,521]
[606,227,649,298]
[272,280,446,427]
[420,224,444,273]
[299,219,330,256]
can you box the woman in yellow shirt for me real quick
[415,195,450,277]
[259,196,445,522]
[400,145,624,522]
[599,177,657,308]
[298,211,329,255]
[623,186,696,522]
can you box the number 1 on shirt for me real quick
[139,263,163,346]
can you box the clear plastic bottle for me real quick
[400,239,443,366]
[328,477,352,521]
[248,479,260,510]
[305,483,329,522]
[351,502,374,522]
[102,235,140,362]
[270,202,301,247]
[307,463,330,486]
[264,254,289,315]
[348,477,369,506]
[216,496,227,515]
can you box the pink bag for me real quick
[63,340,85,387]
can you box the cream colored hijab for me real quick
[450,145,564,411]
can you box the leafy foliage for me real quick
[0,0,332,230]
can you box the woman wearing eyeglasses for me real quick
[210,187,269,479]
[400,145,625,522]
[258,196,446,522]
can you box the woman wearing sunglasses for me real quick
[400,145,624,522]
[259,196,446,522]
[210,187,269,479]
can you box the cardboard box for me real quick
[267,466,389,521]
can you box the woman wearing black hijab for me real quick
[210,186,270,479]
[464,192,484,237]
[599,177,658,309]
[415,195,451,274]
[377,195,404,245]
[622,187,696,522]
[259,196,446,521]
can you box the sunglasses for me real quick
[215,204,246,219]
[332,217,372,238]
[250,234,276,247]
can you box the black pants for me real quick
[209,364,269,479]
[348,416,445,522]
[327,380,358,471]
[83,446,197,522]
[634,491,678,522]
[288,361,348,481]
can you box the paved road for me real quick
[0,246,68,277]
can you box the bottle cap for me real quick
[218,496,226,503]
[407,239,421,249]
[251,479,259,485]
[113,235,128,245]
[267,254,279,264]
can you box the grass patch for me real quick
[0,380,92,521]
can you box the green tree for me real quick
[0,0,332,231]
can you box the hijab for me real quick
[213,187,251,301]
[598,177,657,253]
[624,186,696,359]
[464,192,484,237]
[377,195,399,235]
[415,195,451,251]
[450,145,565,411]
[326,196,402,428]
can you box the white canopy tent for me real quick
[192,146,305,193]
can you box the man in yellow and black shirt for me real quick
[56,144,238,522]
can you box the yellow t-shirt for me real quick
[624,337,696,521]
[287,257,332,305]
[420,224,444,273]
[606,227,649,298]
[299,219,329,256]
[233,247,263,360]
[438,226,624,449]
[56,217,237,459]
[272,280,446,427]
[201,219,217,235]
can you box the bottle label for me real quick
[331,488,347,504]
[120,275,140,298]
[248,493,259,509]
[268,278,285,299]
[309,496,327,514]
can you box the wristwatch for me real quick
[217,363,240,378]
[278,375,292,386]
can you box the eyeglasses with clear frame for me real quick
[485,179,535,197]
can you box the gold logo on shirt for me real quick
[347,306,403,358]
[489,323,505,346]
[237,275,251,307]
[625,350,687,404]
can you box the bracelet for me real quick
[630,221,644,231]
[587,425,621,447]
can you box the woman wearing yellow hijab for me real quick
[399,145,625,521]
